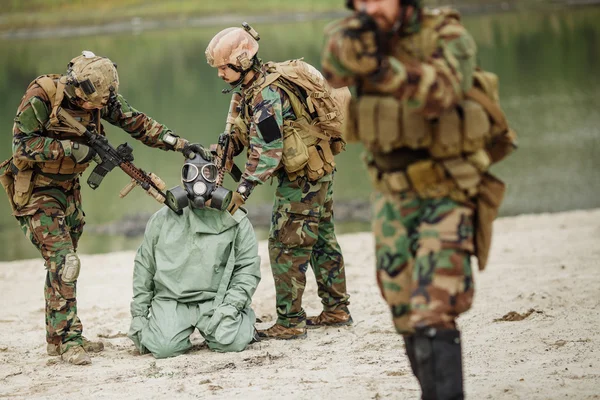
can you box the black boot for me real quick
[412,328,464,400]
[403,335,420,380]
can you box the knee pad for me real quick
[62,252,81,283]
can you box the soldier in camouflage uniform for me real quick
[0,51,210,365]
[205,26,351,340]
[322,0,516,398]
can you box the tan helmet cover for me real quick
[68,51,119,108]
[205,27,259,70]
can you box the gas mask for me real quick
[165,153,232,213]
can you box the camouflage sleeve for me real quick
[241,85,286,184]
[12,88,69,162]
[102,94,186,151]
[323,14,477,118]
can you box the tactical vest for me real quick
[245,62,350,182]
[12,74,97,176]
[345,8,517,202]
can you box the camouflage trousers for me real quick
[268,172,350,327]
[15,185,85,351]
[372,190,475,334]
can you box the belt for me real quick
[371,148,430,172]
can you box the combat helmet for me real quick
[67,51,119,109]
[205,23,260,72]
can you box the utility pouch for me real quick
[406,160,449,198]
[462,100,490,153]
[402,107,432,149]
[441,157,482,198]
[282,124,309,174]
[356,96,379,147]
[365,163,387,193]
[318,142,336,175]
[430,109,462,158]
[377,97,402,153]
[383,171,410,193]
[475,173,505,271]
[343,98,360,143]
[0,169,17,213]
[487,128,517,164]
[330,137,346,155]
[13,169,35,209]
[306,145,325,181]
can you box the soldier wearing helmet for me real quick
[322,0,516,398]
[0,51,210,365]
[206,25,352,340]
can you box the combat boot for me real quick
[47,336,104,356]
[61,345,91,365]
[306,308,353,328]
[257,324,307,340]
[412,328,464,400]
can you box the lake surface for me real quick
[1,7,599,261]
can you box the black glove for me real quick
[183,143,214,161]
[341,12,386,76]
[71,142,98,164]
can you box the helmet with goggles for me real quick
[67,50,119,109]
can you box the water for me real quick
[1,8,599,261]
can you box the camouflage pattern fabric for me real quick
[16,185,85,351]
[13,80,180,168]
[8,76,184,352]
[321,9,476,117]
[239,76,294,184]
[321,9,478,332]
[268,171,349,328]
[372,190,474,334]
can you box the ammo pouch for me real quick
[305,140,336,182]
[369,150,488,203]
[12,168,35,210]
[0,166,17,213]
[475,173,505,270]
[353,95,492,158]
[282,121,310,174]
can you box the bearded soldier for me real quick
[322,0,516,398]
[205,25,352,340]
[0,51,210,365]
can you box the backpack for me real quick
[258,59,351,140]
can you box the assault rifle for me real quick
[56,108,181,214]
[214,91,243,187]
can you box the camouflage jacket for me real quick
[321,8,477,118]
[12,78,183,170]
[237,70,296,186]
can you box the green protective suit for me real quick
[128,206,261,358]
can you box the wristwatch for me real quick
[237,181,253,201]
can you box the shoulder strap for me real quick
[34,74,66,126]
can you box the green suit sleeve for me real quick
[222,217,261,310]
[130,212,159,318]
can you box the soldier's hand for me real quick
[71,142,98,164]
[227,191,246,215]
[340,13,384,76]
[183,142,214,161]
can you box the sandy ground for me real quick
[0,208,599,400]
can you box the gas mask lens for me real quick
[201,164,218,183]
[182,163,199,183]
